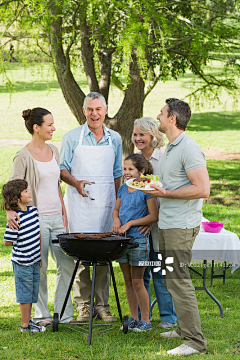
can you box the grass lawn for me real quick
[0,250,240,359]
[0,64,240,359]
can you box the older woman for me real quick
[132,117,177,329]
[7,107,79,326]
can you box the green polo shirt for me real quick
[158,132,206,230]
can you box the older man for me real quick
[60,92,122,322]
[146,98,209,356]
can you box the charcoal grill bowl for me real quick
[56,233,135,262]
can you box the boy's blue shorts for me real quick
[12,262,40,303]
[116,236,149,266]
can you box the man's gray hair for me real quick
[166,98,191,131]
[83,92,107,110]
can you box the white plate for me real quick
[126,178,162,191]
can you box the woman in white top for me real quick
[132,117,177,328]
[7,107,78,326]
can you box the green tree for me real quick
[1,0,240,154]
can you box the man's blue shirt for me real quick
[60,123,123,179]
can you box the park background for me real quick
[1,0,240,357]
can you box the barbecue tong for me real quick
[84,182,95,200]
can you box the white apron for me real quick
[64,126,116,233]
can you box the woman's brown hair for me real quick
[22,107,51,134]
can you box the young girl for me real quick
[112,154,158,331]
[2,179,45,333]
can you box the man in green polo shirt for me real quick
[146,98,210,356]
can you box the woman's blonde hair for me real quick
[132,117,165,149]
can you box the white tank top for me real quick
[34,156,62,216]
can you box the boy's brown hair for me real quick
[1,179,28,211]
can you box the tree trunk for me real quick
[47,2,145,156]
[80,16,99,93]
[105,52,145,157]
[98,46,114,104]
[47,1,86,124]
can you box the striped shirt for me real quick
[4,206,41,266]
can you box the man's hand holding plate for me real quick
[142,183,167,198]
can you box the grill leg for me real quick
[88,261,96,346]
[60,259,80,320]
[109,261,122,323]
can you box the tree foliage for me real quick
[1,0,240,154]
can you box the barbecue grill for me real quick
[52,232,138,345]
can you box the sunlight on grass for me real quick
[1,63,240,150]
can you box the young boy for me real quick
[2,179,45,333]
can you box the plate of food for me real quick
[126,175,162,191]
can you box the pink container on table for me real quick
[202,222,224,233]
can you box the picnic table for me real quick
[151,218,240,318]
[190,217,240,317]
